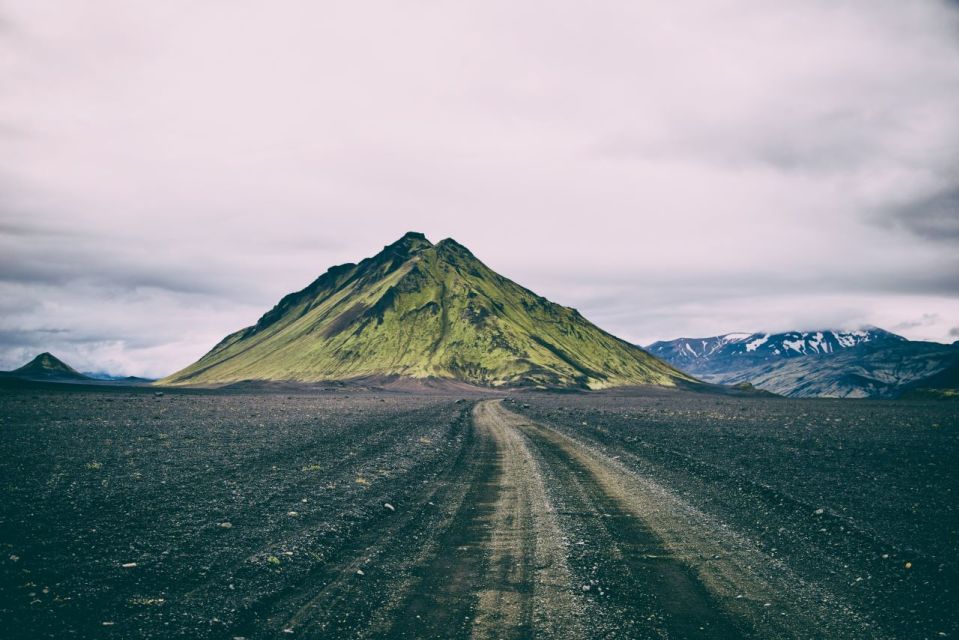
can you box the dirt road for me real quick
[464,400,886,639]
[266,399,883,639]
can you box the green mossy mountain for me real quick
[9,352,90,381]
[161,232,693,389]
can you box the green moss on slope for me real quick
[160,232,693,389]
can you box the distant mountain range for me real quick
[648,329,959,398]
[647,328,904,373]
[161,232,692,389]
[82,371,156,383]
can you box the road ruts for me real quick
[242,399,884,639]
[384,401,585,640]
[255,400,587,640]
[471,400,747,639]
[467,400,585,640]
[484,399,889,640]
[264,405,492,639]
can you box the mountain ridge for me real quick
[647,328,905,374]
[648,329,957,398]
[704,339,959,398]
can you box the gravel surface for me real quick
[510,389,959,639]
[1,385,956,639]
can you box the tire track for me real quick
[468,400,585,640]
[478,400,745,639]
[255,406,483,638]
[242,399,885,639]
[484,399,888,639]
[382,400,586,639]
[377,414,500,639]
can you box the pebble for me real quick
[356,569,365,576]
[219,522,233,529]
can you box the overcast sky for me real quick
[2,1,959,377]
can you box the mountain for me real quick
[161,232,692,389]
[3,352,91,381]
[647,328,905,376]
[648,331,958,398]
[709,340,959,398]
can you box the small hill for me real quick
[161,232,692,389]
[5,352,91,381]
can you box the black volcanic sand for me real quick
[511,390,959,639]
[0,385,956,639]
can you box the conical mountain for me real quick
[11,352,89,380]
[161,233,693,389]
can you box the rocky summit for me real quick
[161,232,691,389]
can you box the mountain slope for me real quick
[703,340,959,398]
[647,328,905,376]
[161,233,692,389]
[4,352,91,381]
[901,354,959,399]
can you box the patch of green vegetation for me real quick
[902,388,959,401]
[86,461,103,470]
[301,463,323,472]
[160,233,693,389]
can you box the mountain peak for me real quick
[26,352,72,370]
[388,231,432,253]
[433,237,477,262]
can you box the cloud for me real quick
[950,327,959,338]
[1,0,959,373]
[893,313,941,331]
[881,187,959,242]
